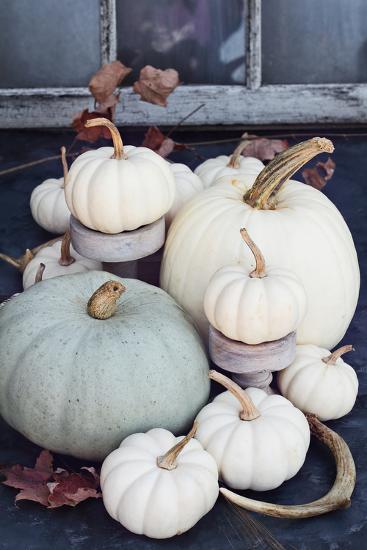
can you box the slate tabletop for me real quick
[0,128,366,550]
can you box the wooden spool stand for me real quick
[209,325,296,393]
[70,215,165,278]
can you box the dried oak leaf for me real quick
[240,135,289,161]
[89,60,132,104]
[133,66,180,107]
[302,157,336,190]
[72,109,113,143]
[0,450,101,509]
[142,126,175,158]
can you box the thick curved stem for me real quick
[87,280,126,320]
[220,414,356,518]
[323,345,354,366]
[60,146,68,188]
[35,263,45,283]
[84,118,125,160]
[157,422,197,471]
[227,134,251,168]
[244,138,334,209]
[58,231,75,267]
[240,228,266,278]
[209,370,260,421]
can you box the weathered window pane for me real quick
[117,0,245,85]
[0,0,101,88]
[262,0,367,84]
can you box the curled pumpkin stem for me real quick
[323,345,354,366]
[209,370,260,421]
[58,231,75,267]
[157,422,197,471]
[227,134,252,168]
[85,118,126,160]
[240,228,266,279]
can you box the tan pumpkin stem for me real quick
[58,231,75,267]
[209,370,260,421]
[323,345,354,366]
[244,138,334,209]
[35,263,45,283]
[240,227,266,278]
[87,280,126,320]
[61,146,68,188]
[157,422,197,471]
[84,118,126,160]
[227,134,252,168]
[220,414,356,518]
[0,237,62,273]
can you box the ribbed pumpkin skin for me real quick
[194,156,264,188]
[30,177,70,234]
[161,177,359,349]
[65,146,175,234]
[0,271,210,460]
[166,163,204,228]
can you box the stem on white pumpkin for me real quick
[60,146,68,188]
[240,228,266,278]
[209,370,260,421]
[244,137,334,210]
[58,231,75,267]
[84,118,126,160]
[323,345,354,366]
[35,263,45,283]
[87,280,126,320]
[157,422,197,471]
[227,134,251,168]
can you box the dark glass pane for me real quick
[0,0,100,88]
[262,0,367,84]
[117,0,245,85]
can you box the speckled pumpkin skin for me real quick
[0,271,210,461]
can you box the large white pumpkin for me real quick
[278,344,358,421]
[101,425,218,538]
[65,118,175,234]
[30,147,70,234]
[161,138,359,349]
[165,163,204,228]
[195,371,310,491]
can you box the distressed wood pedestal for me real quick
[70,215,165,278]
[209,325,296,393]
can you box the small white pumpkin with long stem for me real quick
[30,146,71,234]
[195,370,310,491]
[204,228,307,344]
[101,423,219,539]
[65,118,175,234]
[22,231,101,289]
[278,344,358,421]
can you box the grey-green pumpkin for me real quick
[0,271,210,460]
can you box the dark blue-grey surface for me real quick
[0,129,366,549]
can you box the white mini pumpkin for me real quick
[101,424,219,538]
[204,228,307,344]
[196,371,310,491]
[30,147,70,234]
[278,344,358,421]
[23,232,101,289]
[165,163,204,228]
[194,139,264,189]
[65,118,175,234]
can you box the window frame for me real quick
[0,0,366,128]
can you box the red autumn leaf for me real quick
[302,157,336,190]
[240,135,289,162]
[89,60,132,104]
[133,66,180,107]
[72,109,113,143]
[0,450,101,509]
[142,126,175,158]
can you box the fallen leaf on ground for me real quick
[133,66,180,106]
[72,109,113,142]
[89,60,132,104]
[142,126,175,158]
[240,135,289,161]
[0,450,101,508]
[302,157,336,190]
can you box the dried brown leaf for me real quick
[72,109,113,143]
[133,66,180,107]
[89,60,132,104]
[241,136,289,161]
[47,471,101,508]
[302,157,336,190]
[142,126,175,158]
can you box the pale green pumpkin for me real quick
[0,271,210,460]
